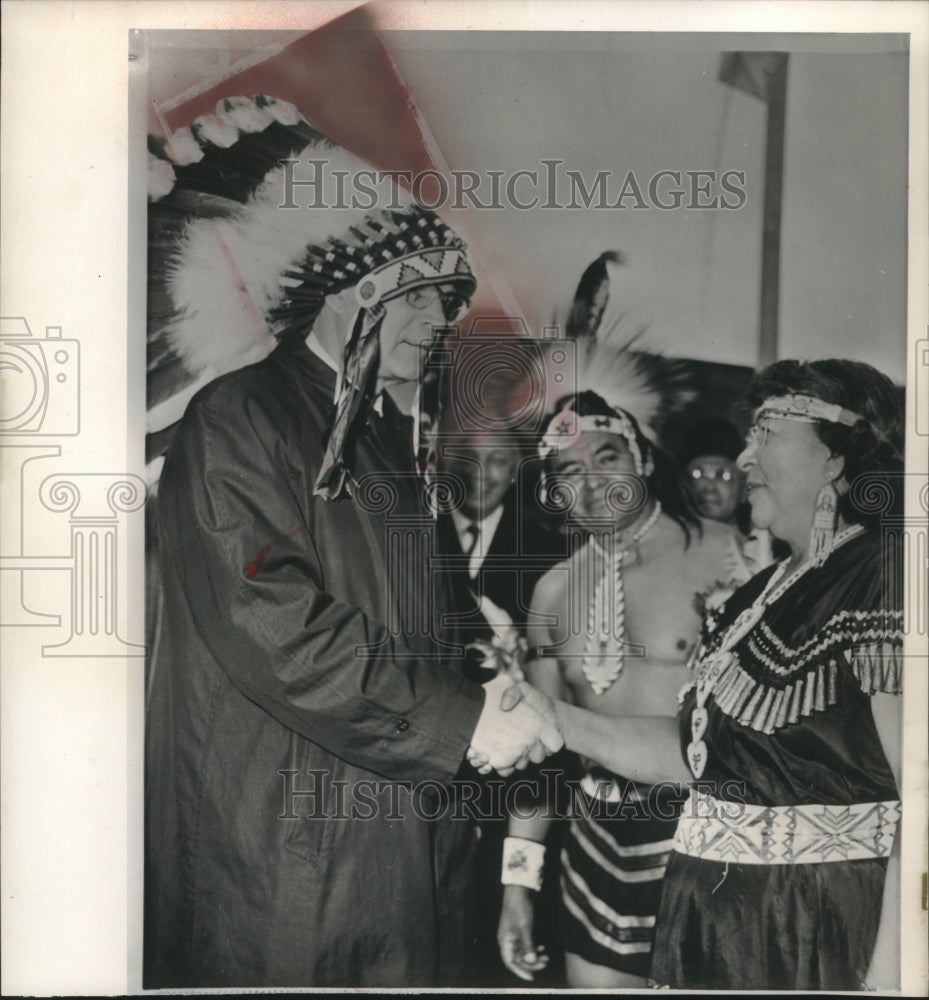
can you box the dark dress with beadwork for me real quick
[650,529,902,991]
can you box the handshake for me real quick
[466,674,564,777]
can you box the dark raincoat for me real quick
[144,337,485,988]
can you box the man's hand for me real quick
[498,884,549,981]
[467,674,563,777]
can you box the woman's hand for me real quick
[467,679,563,776]
[497,884,549,981]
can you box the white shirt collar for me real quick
[306,330,339,372]
[451,504,505,539]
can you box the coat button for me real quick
[396,719,409,732]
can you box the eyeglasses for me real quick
[688,467,735,483]
[405,285,471,323]
[745,422,771,450]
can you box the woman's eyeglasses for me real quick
[405,284,471,323]
[745,422,771,450]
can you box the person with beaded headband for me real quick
[144,97,564,988]
[493,388,751,988]
[489,358,905,990]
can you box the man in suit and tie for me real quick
[438,425,563,672]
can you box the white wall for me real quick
[146,30,909,382]
[779,50,908,379]
[390,33,767,366]
[388,32,908,381]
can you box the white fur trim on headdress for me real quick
[549,265,693,438]
[214,95,277,134]
[164,125,413,378]
[164,126,204,166]
[148,153,176,202]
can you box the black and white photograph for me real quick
[1,1,927,994]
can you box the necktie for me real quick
[462,522,480,578]
[462,522,479,555]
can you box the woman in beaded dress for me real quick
[497,359,904,991]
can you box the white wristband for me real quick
[501,836,546,891]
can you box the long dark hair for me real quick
[547,390,702,546]
[746,359,904,530]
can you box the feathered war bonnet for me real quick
[146,95,476,498]
[538,261,693,505]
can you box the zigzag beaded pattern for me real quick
[745,609,904,682]
[673,791,901,865]
[694,609,903,734]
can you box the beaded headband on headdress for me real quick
[537,407,646,476]
[357,248,473,310]
[755,394,865,427]
[273,206,476,335]
[534,311,691,480]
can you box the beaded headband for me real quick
[356,248,473,311]
[755,394,865,428]
[538,407,646,476]
[274,206,476,332]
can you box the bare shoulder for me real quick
[526,557,574,697]
[529,557,572,614]
[653,515,731,561]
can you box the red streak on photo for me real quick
[163,6,514,325]
[164,7,433,181]
[246,527,306,580]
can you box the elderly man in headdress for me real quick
[143,97,562,989]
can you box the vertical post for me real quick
[759,56,789,368]
[719,51,790,368]
[70,521,119,642]
[352,471,462,658]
